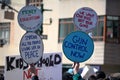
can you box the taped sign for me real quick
[19,32,44,64]
[73,7,98,32]
[62,31,94,62]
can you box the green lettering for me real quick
[21,9,36,15]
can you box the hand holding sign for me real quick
[29,64,36,74]
[73,62,80,74]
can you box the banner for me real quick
[5,52,62,80]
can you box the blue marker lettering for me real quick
[70,51,85,58]
[64,41,88,52]
[25,50,39,59]
[72,35,88,45]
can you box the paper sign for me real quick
[62,31,94,62]
[18,5,43,31]
[73,7,98,32]
[19,32,44,64]
[5,52,62,80]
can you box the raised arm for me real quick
[73,62,83,80]
[73,62,80,74]
[28,63,39,80]
[29,63,37,75]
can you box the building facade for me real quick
[0,0,120,75]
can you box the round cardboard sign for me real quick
[18,5,43,32]
[73,7,98,32]
[62,31,94,62]
[19,32,44,64]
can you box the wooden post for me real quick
[103,15,107,42]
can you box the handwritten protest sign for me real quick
[73,7,98,32]
[5,52,62,80]
[62,31,94,62]
[18,5,43,31]
[19,32,44,64]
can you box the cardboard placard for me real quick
[62,31,94,62]
[19,32,44,64]
[73,7,98,32]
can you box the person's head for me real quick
[62,72,73,80]
[67,68,74,75]
[95,71,106,79]
[88,75,97,80]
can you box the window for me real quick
[58,16,104,43]
[1,0,11,4]
[58,18,75,43]
[106,16,120,43]
[92,16,104,41]
[26,0,42,7]
[0,22,10,44]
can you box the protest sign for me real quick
[19,32,44,64]
[5,52,62,80]
[18,5,43,31]
[73,7,98,32]
[62,31,94,62]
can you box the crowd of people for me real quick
[62,62,109,80]
[62,62,120,80]
[0,74,4,80]
[28,62,120,80]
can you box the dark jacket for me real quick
[32,75,39,80]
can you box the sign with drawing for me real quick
[62,31,94,62]
[18,5,43,31]
[73,7,98,32]
[19,32,44,64]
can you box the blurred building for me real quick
[0,0,120,75]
